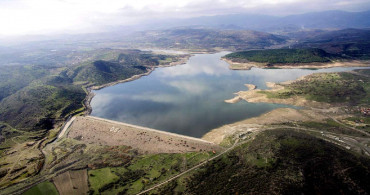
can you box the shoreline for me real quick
[82,54,191,115]
[80,52,367,145]
[222,58,370,70]
[226,81,330,108]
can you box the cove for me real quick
[90,51,364,137]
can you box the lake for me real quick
[91,52,364,137]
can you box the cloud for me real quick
[0,0,369,36]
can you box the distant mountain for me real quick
[292,28,370,59]
[142,10,370,32]
[124,28,287,51]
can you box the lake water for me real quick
[91,52,364,137]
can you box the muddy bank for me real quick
[224,96,241,103]
[224,84,257,103]
[223,58,370,70]
[202,107,330,144]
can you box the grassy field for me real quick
[22,181,58,195]
[89,167,120,193]
[224,48,333,64]
[87,152,212,194]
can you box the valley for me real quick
[0,24,369,194]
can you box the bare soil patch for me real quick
[53,169,88,195]
[202,108,329,144]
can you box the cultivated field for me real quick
[53,169,88,195]
[67,116,221,154]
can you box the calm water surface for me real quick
[91,52,364,137]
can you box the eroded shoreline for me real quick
[223,58,370,70]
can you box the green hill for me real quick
[225,48,333,64]
[69,52,181,86]
[0,50,184,137]
[292,29,370,60]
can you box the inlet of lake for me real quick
[91,51,364,138]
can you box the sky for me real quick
[0,0,369,36]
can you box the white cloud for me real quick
[0,0,369,36]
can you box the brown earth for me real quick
[53,169,88,195]
[66,116,221,154]
[202,108,330,144]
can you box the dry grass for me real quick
[53,169,88,195]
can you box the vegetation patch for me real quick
[225,48,333,64]
[297,119,369,137]
[87,152,211,194]
[258,71,369,104]
[22,181,58,195]
[154,129,370,194]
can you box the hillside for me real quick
[156,129,370,194]
[0,50,187,188]
[292,28,370,60]
[224,48,333,64]
[70,51,185,86]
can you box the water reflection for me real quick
[91,52,365,137]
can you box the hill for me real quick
[159,129,370,194]
[224,48,333,64]
[292,28,370,60]
[69,51,185,86]
[0,50,187,188]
